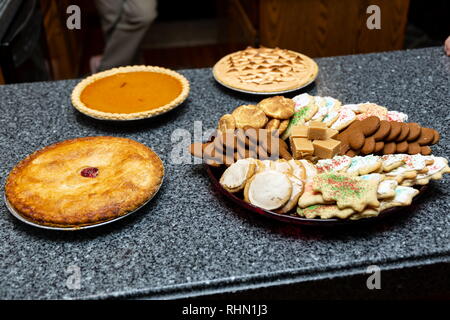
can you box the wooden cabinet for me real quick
[40,0,83,79]
[0,67,4,85]
[222,0,410,57]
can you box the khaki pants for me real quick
[95,0,157,71]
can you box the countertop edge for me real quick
[74,252,450,300]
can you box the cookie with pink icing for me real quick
[297,179,330,208]
[310,96,342,122]
[356,103,388,121]
[387,110,408,122]
[316,155,353,173]
[331,109,357,131]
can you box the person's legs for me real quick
[94,0,124,39]
[97,0,157,71]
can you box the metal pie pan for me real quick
[212,71,318,95]
[4,176,163,231]
[205,164,427,226]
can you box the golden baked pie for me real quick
[213,47,318,93]
[71,66,190,120]
[5,137,164,228]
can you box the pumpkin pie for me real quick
[5,137,164,228]
[71,66,190,120]
[213,47,318,93]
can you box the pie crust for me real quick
[71,65,190,120]
[213,47,319,93]
[5,136,164,227]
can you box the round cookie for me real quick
[220,159,256,192]
[361,136,376,155]
[395,122,410,142]
[431,129,440,144]
[244,170,292,210]
[420,146,432,155]
[416,127,435,145]
[385,121,402,142]
[266,118,280,132]
[232,104,268,129]
[278,120,289,135]
[395,140,409,153]
[407,142,421,155]
[257,96,295,119]
[339,138,350,155]
[349,130,365,150]
[374,141,384,153]
[360,116,380,136]
[373,120,391,141]
[346,149,359,157]
[218,114,236,132]
[383,142,397,154]
[406,123,421,142]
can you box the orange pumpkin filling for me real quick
[80,71,183,114]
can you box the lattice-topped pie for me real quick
[5,137,164,228]
[213,47,318,93]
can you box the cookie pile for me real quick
[193,92,448,220]
[337,117,440,156]
[297,154,450,219]
[219,158,308,214]
[189,127,292,166]
[218,96,295,135]
[281,94,409,140]
[219,154,450,219]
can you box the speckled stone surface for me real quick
[0,47,448,299]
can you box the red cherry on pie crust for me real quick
[80,167,99,178]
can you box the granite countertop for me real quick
[0,47,449,299]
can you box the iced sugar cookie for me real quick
[277,175,304,214]
[316,155,352,173]
[331,109,357,131]
[244,170,292,210]
[282,94,319,139]
[346,155,382,175]
[313,173,381,212]
[220,159,256,192]
[297,204,355,219]
[379,186,419,210]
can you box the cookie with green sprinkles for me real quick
[312,173,381,212]
[281,95,318,139]
[296,204,355,219]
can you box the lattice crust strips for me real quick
[213,47,318,93]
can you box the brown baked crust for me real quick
[71,65,190,120]
[5,136,164,227]
[213,47,318,93]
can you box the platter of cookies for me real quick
[190,93,449,224]
[213,47,319,94]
